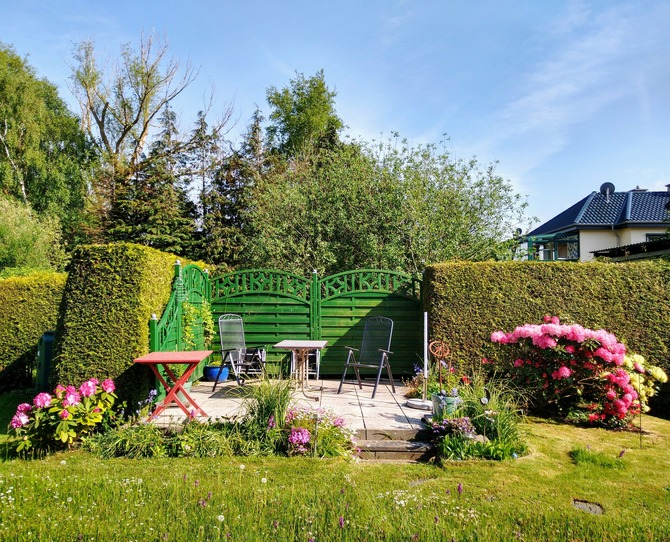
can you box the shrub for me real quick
[53,243,176,405]
[0,196,66,271]
[6,378,118,457]
[489,316,667,427]
[424,260,670,416]
[0,271,66,390]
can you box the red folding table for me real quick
[134,350,213,419]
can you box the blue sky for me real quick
[2,0,669,227]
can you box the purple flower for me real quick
[338,516,344,528]
[268,414,276,429]
[457,483,463,496]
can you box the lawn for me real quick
[1,387,669,541]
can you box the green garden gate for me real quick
[210,269,423,376]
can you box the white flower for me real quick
[261,478,267,484]
[217,514,225,522]
[239,464,245,470]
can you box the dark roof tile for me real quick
[528,190,670,236]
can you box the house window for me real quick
[554,234,579,261]
[646,233,666,242]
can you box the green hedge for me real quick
[52,243,177,404]
[0,272,67,390]
[424,261,670,415]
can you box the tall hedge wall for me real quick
[0,272,67,390]
[52,243,177,404]
[424,261,670,413]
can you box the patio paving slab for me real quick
[153,377,429,432]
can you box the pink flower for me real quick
[333,417,345,427]
[101,379,115,393]
[79,380,97,397]
[564,325,586,343]
[551,366,572,380]
[16,403,32,414]
[10,413,29,429]
[633,362,645,374]
[490,331,505,342]
[594,347,614,364]
[565,345,575,355]
[54,384,66,398]
[33,392,52,409]
[606,390,617,400]
[63,386,81,407]
[532,334,557,349]
[513,358,525,368]
[60,409,70,419]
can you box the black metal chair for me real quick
[213,314,265,391]
[337,316,394,399]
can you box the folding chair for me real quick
[337,316,394,399]
[213,314,265,391]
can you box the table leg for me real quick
[150,363,208,419]
[295,348,319,402]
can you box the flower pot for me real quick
[431,393,460,419]
[203,365,229,383]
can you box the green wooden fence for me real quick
[210,269,423,376]
[149,261,212,383]
[149,265,423,377]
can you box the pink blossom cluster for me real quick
[288,427,311,454]
[491,320,626,366]
[489,316,640,426]
[9,378,116,430]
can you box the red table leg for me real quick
[149,362,208,419]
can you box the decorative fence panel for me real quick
[149,261,212,383]
[317,270,422,375]
[209,269,422,376]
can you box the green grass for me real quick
[1,392,670,541]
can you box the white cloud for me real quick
[473,2,670,183]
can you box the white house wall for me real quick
[619,227,667,245]
[579,231,618,262]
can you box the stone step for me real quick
[357,439,434,461]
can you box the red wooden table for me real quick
[134,350,213,419]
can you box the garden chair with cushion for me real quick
[337,316,395,399]
[213,314,266,390]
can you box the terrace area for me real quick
[154,378,426,436]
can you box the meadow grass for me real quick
[0,403,669,541]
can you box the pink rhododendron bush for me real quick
[7,378,118,456]
[489,316,667,428]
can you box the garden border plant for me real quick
[488,315,667,428]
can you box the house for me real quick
[526,184,670,262]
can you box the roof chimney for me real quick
[666,184,670,193]
[631,186,647,192]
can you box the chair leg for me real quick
[385,356,396,393]
[371,359,386,399]
[337,365,349,394]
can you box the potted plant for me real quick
[428,340,462,420]
[203,359,229,383]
